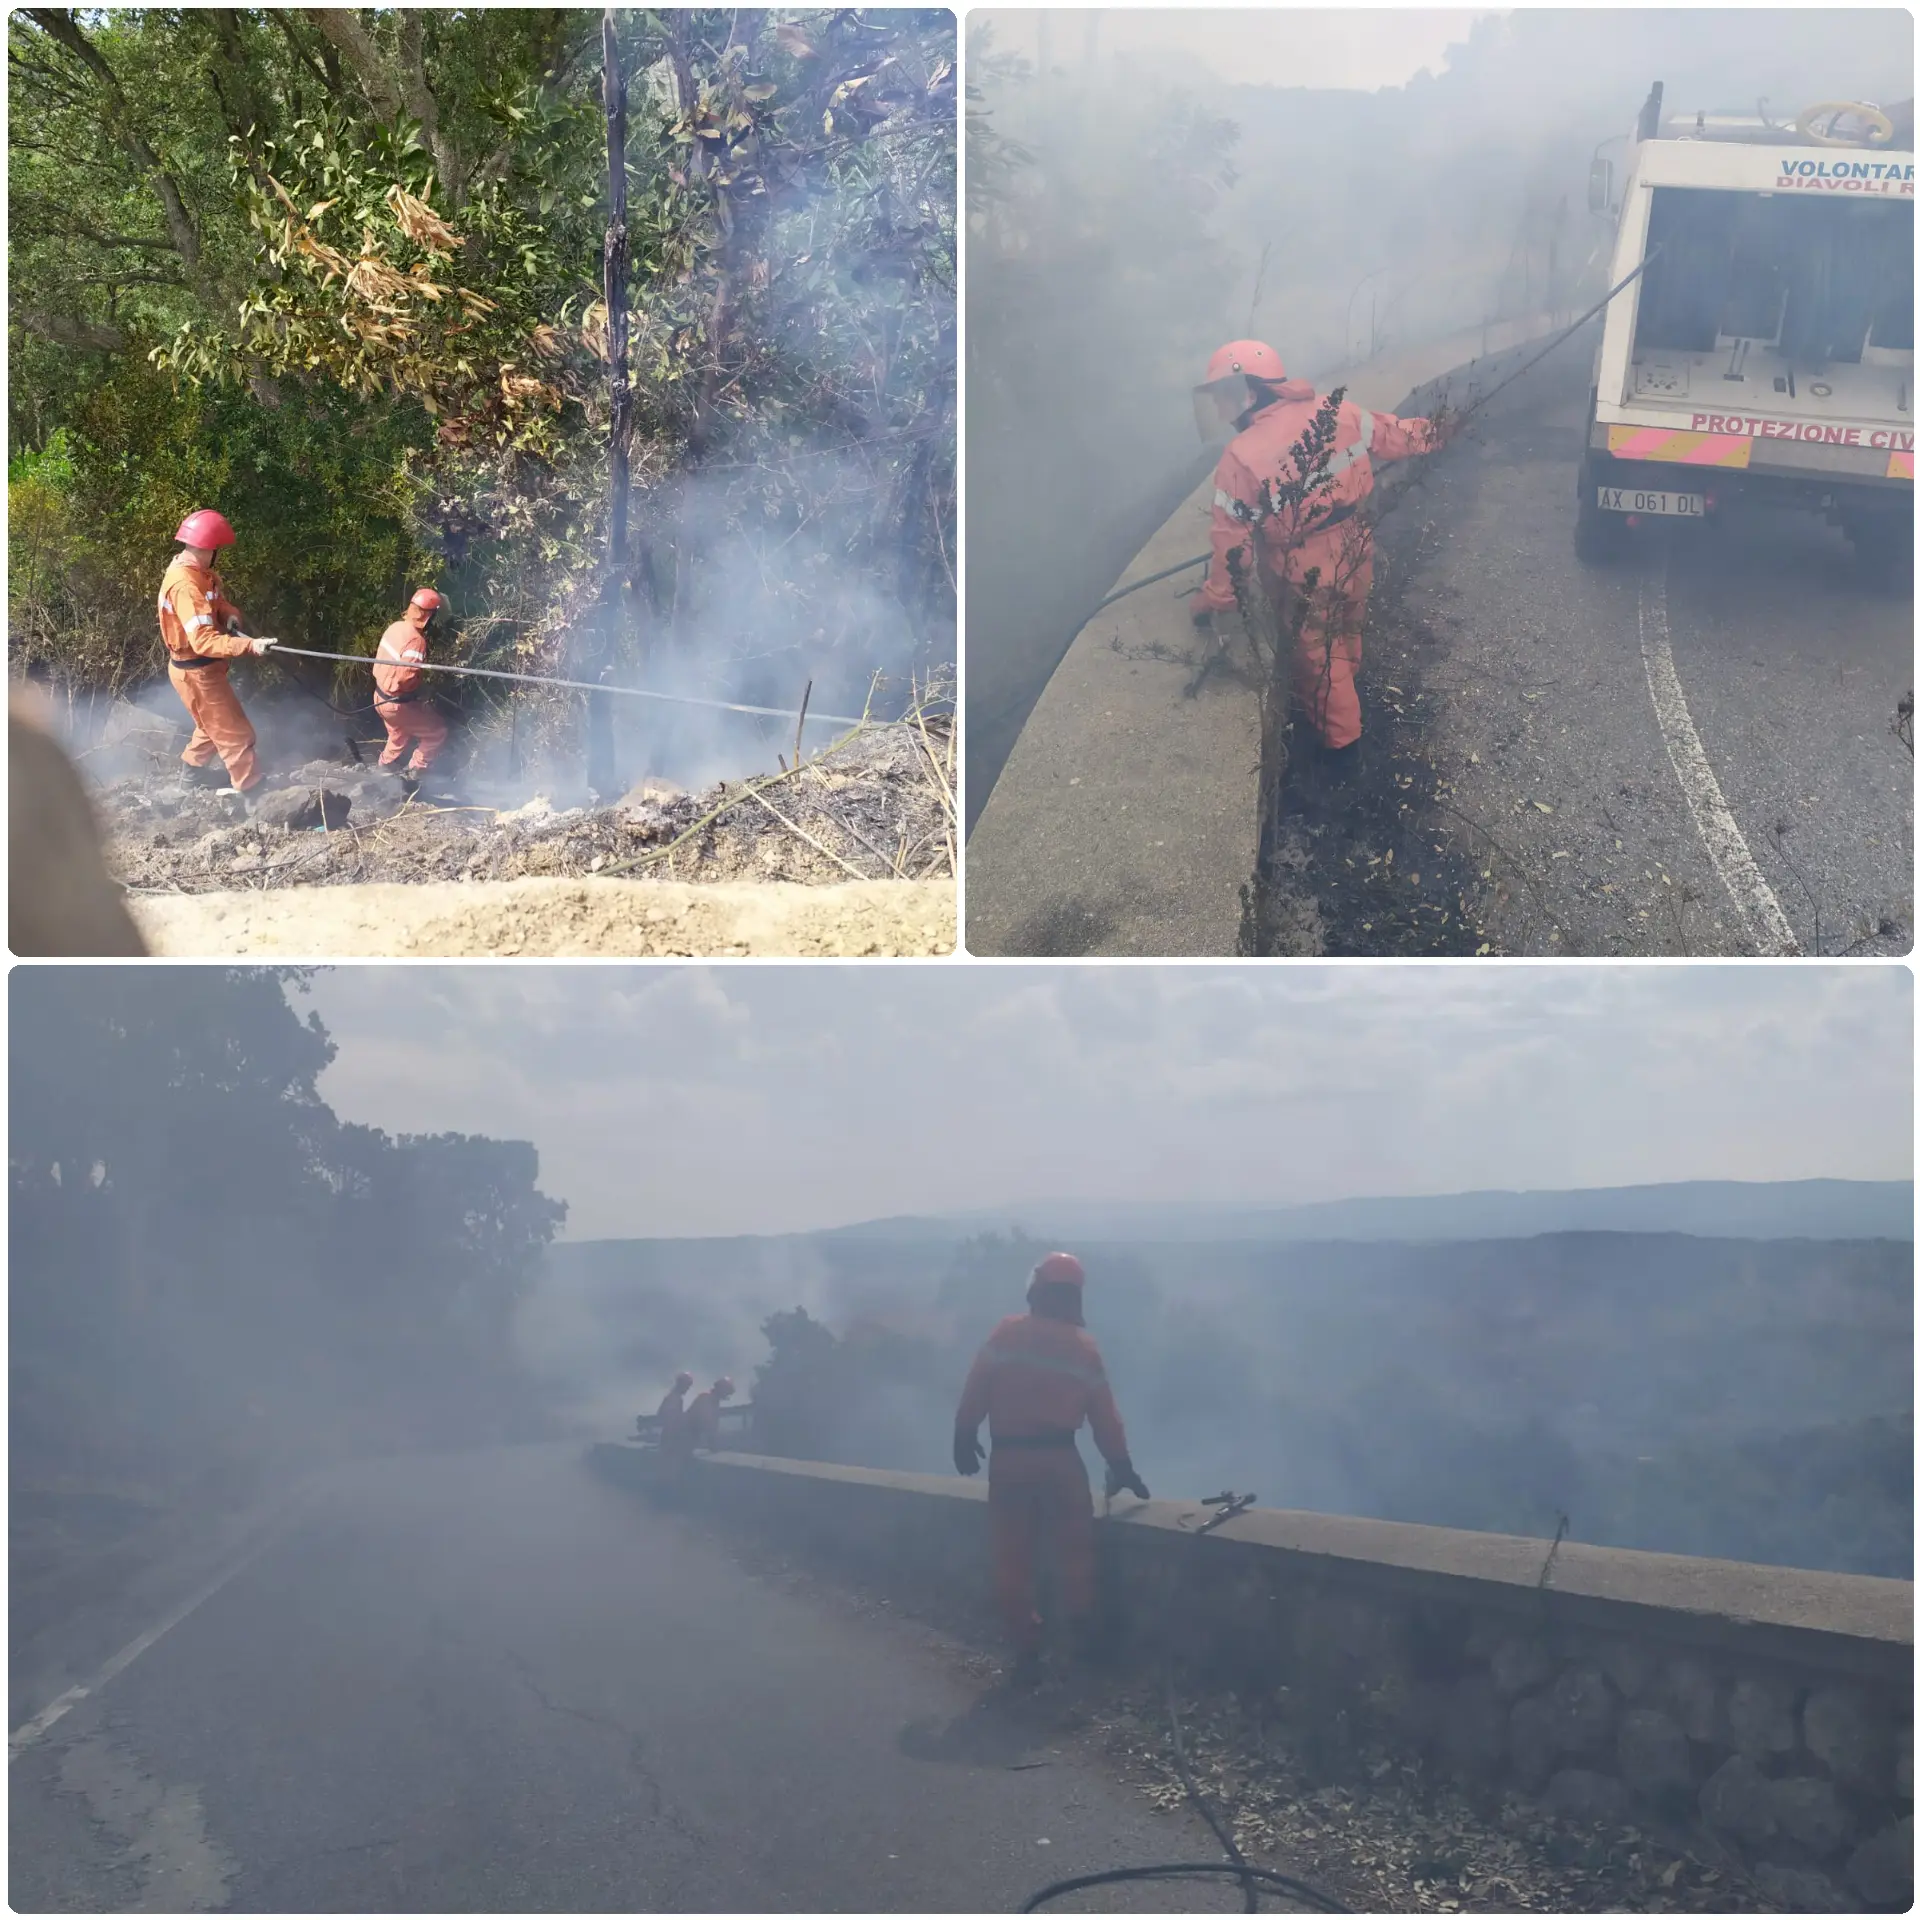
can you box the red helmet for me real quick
[713,1376,736,1398]
[1032,1251,1085,1289]
[410,588,444,612]
[1195,343,1288,443]
[674,1370,694,1392]
[175,509,236,550]
[1204,340,1286,384]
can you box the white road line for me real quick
[9,1504,299,1760]
[1637,563,1801,956]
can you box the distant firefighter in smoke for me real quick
[650,1370,695,1451]
[686,1376,737,1453]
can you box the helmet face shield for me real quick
[1194,371,1257,445]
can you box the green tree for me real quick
[9,967,567,1510]
[9,8,955,734]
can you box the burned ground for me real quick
[1250,582,1498,959]
[102,716,955,902]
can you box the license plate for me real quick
[1598,486,1704,518]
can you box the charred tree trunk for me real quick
[588,4,630,801]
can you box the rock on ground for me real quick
[249,784,353,832]
[1542,1768,1629,1825]
[1754,1863,1858,1914]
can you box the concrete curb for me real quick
[590,1439,1914,1903]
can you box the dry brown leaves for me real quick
[1085,1688,1766,1917]
[387,184,462,255]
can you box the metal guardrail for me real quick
[626,1404,755,1449]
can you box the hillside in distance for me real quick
[846,1178,1913,1246]
[526,1212,1912,1578]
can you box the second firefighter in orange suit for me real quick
[157,509,277,791]
[372,589,450,775]
[1193,340,1440,754]
[684,1376,736,1453]
[953,1252,1149,1680]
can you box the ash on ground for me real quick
[104,718,956,897]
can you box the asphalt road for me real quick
[1368,350,1914,957]
[9,1445,1236,1913]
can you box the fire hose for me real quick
[1088,247,1666,619]
[257,643,879,732]
[1020,1491,1349,1915]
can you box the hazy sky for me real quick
[981,8,1495,92]
[304,967,1911,1240]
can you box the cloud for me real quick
[302,966,1912,1240]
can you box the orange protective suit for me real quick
[684,1386,731,1453]
[955,1313,1131,1654]
[655,1380,692,1449]
[157,557,261,791]
[1198,379,1437,749]
[372,613,449,772]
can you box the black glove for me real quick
[1106,1458,1151,1501]
[1190,606,1213,631]
[954,1431,983,1477]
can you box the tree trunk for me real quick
[588,4,630,802]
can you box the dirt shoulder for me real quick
[132,875,954,957]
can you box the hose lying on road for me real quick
[261,644,877,730]
[1021,1497,1349,1915]
[1088,248,1665,621]
[1019,1671,1349,1914]
[1021,1861,1349,1912]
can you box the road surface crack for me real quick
[498,1648,685,1833]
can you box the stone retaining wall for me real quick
[589,1445,1912,1912]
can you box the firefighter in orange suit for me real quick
[651,1371,695,1449]
[372,588,451,777]
[1192,340,1440,759]
[157,510,277,792]
[953,1252,1148,1682]
[685,1376,736,1453]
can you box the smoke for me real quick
[526,1216,1912,1576]
[510,1233,848,1436]
[18,671,377,794]
[964,7,1914,816]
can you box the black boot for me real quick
[1006,1649,1044,1691]
[1320,738,1361,787]
[1070,1622,1122,1675]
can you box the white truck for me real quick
[1577,85,1913,586]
